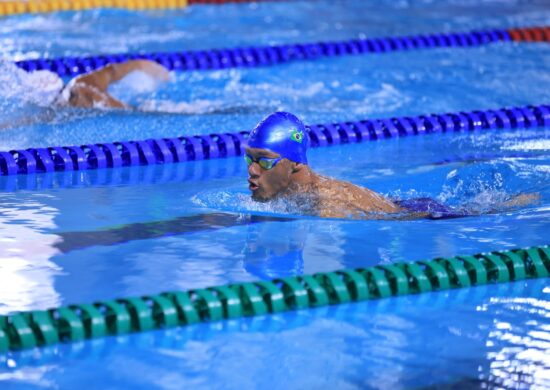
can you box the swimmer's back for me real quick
[314,175,402,218]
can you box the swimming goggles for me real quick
[244,154,282,170]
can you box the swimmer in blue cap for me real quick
[246,112,538,219]
[246,112,403,218]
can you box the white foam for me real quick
[0,61,64,106]
[354,83,410,115]
[502,139,550,151]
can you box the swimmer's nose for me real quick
[248,162,261,177]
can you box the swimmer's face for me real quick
[246,147,295,201]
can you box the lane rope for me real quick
[508,26,550,42]
[0,0,266,16]
[9,278,547,366]
[0,244,548,352]
[1,103,549,177]
[13,26,549,77]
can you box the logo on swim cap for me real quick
[290,129,304,143]
[247,112,309,164]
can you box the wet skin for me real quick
[246,147,403,218]
[247,147,296,202]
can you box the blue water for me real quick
[0,0,549,389]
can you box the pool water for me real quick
[0,0,549,389]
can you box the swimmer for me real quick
[245,112,539,220]
[1,59,270,130]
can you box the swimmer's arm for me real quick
[65,60,169,109]
[74,60,170,92]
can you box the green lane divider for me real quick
[0,245,548,353]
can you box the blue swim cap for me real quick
[247,112,309,164]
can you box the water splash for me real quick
[438,159,548,214]
[192,157,549,221]
[191,191,317,218]
[0,61,107,133]
[0,61,63,106]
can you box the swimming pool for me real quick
[0,0,549,388]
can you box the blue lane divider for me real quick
[14,27,514,77]
[1,104,548,176]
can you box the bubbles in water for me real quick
[387,188,431,201]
